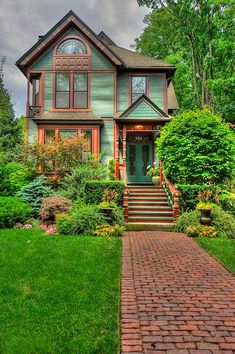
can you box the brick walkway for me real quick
[121,231,235,354]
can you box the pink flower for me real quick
[39,224,48,229]
[44,225,59,236]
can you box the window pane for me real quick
[56,92,70,108]
[74,74,87,91]
[132,76,146,94]
[44,129,55,144]
[74,92,88,108]
[60,130,78,138]
[82,130,92,151]
[132,93,143,102]
[56,74,70,91]
[57,39,87,54]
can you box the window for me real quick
[56,74,70,108]
[55,73,88,109]
[131,76,147,102]
[57,39,87,55]
[59,130,77,138]
[81,129,92,152]
[44,129,55,144]
[74,74,88,108]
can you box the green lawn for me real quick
[0,229,121,354]
[196,237,235,274]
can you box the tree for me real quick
[0,57,23,162]
[157,109,235,184]
[134,0,235,122]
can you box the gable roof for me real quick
[115,94,171,122]
[16,10,123,76]
[98,31,116,46]
[167,82,179,110]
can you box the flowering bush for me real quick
[92,224,124,237]
[186,225,217,238]
[39,196,72,221]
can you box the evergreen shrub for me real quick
[0,197,31,228]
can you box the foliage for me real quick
[56,205,106,235]
[174,209,200,233]
[174,206,235,239]
[92,224,124,237]
[0,197,31,228]
[177,184,216,211]
[157,110,235,184]
[0,57,23,162]
[186,225,217,238]
[147,164,160,176]
[108,159,115,180]
[84,181,125,206]
[99,189,118,208]
[134,1,235,122]
[219,191,235,216]
[111,207,125,227]
[59,160,108,200]
[0,229,121,353]
[39,196,72,221]
[0,162,32,196]
[99,201,117,208]
[17,176,53,217]
[25,136,88,174]
[197,202,216,209]
[196,238,235,274]
[211,207,235,239]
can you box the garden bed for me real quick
[0,229,121,353]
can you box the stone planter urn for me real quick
[100,207,115,225]
[197,208,212,225]
[152,176,160,186]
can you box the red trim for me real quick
[114,72,117,114]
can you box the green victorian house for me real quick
[16,10,179,222]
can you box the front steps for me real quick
[127,185,173,224]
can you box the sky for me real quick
[0,0,148,117]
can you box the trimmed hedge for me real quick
[0,197,32,228]
[177,184,218,212]
[84,181,125,206]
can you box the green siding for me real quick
[101,121,114,163]
[28,119,37,143]
[31,47,54,70]
[127,100,160,118]
[149,76,164,110]
[91,73,114,117]
[44,73,53,111]
[117,73,129,112]
[30,27,113,71]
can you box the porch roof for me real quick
[32,111,103,124]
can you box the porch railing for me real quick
[160,162,180,218]
[29,105,41,117]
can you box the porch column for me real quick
[123,124,127,183]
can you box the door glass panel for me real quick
[142,145,149,176]
[129,145,136,176]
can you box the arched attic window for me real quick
[56,38,87,55]
[54,37,90,71]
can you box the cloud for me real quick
[0,0,148,117]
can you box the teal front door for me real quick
[126,143,152,183]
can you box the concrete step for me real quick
[128,201,170,206]
[129,210,173,216]
[129,206,172,211]
[128,216,174,223]
[129,196,168,201]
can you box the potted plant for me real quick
[99,189,118,222]
[196,190,216,225]
[147,164,160,185]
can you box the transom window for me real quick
[56,39,87,55]
[131,76,147,103]
[55,73,88,109]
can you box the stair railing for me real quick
[160,162,180,219]
[123,188,129,222]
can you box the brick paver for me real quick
[121,231,235,354]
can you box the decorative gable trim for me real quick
[16,10,123,76]
[120,94,169,118]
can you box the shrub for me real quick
[59,161,108,200]
[84,181,125,206]
[186,225,217,238]
[93,224,124,237]
[157,109,235,184]
[177,184,219,211]
[0,162,32,196]
[219,193,235,216]
[211,207,235,239]
[108,159,115,180]
[0,197,31,228]
[174,209,200,233]
[56,205,106,235]
[39,196,72,221]
[17,176,53,217]
[112,207,125,226]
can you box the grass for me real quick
[196,237,235,274]
[0,229,121,354]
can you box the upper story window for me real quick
[56,39,87,55]
[131,76,147,103]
